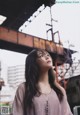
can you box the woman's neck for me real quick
[38,71,49,85]
[37,71,52,94]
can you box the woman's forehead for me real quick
[37,50,49,55]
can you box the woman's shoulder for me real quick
[16,82,25,94]
[18,82,25,89]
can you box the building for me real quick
[7,65,25,89]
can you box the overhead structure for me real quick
[0,0,55,30]
[0,26,76,64]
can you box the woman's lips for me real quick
[47,60,51,63]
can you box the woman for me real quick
[12,48,73,115]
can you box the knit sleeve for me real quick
[12,83,25,115]
[60,88,73,115]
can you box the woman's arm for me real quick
[60,88,73,115]
[52,67,73,115]
[12,83,25,115]
[52,67,65,94]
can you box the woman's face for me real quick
[36,50,53,70]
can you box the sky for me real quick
[0,0,80,66]
[19,1,80,62]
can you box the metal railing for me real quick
[73,106,80,115]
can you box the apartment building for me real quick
[7,65,25,89]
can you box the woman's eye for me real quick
[47,54,50,56]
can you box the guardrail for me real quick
[73,106,80,115]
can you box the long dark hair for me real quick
[23,49,63,115]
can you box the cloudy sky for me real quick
[0,1,80,66]
[19,1,80,61]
